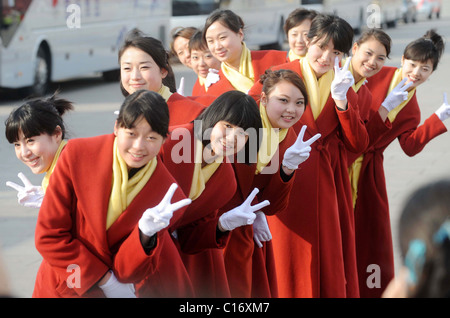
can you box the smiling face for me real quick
[306,36,344,78]
[401,57,433,90]
[173,36,192,68]
[114,116,165,170]
[14,129,62,174]
[351,37,387,82]
[120,47,168,95]
[209,120,248,157]
[288,19,312,57]
[190,48,221,78]
[261,80,305,129]
[205,21,244,70]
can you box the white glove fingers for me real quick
[160,183,178,207]
[244,188,260,206]
[169,198,192,212]
[18,172,33,188]
[334,56,340,71]
[251,200,270,212]
[6,181,24,192]
[303,133,321,147]
[395,77,408,90]
[177,77,185,96]
[342,56,352,72]
[443,92,448,104]
[254,236,263,248]
[402,80,414,92]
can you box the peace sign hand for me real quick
[381,77,414,112]
[435,93,450,122]
[331,56,355,101]
[282,125,321,170]
[6,172,44,208]
[218,188,270,232]
[138,183,192,237]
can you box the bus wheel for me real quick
[30,46,50,97]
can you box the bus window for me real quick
[172,0,221,16]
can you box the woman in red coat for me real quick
[221,69,321,298]
[188,30,221,97]
[249,14,368,297]
[350,29,449,297]
[160,91,264,297]
[33,91,191,298]
[5,94,73,208]
[119,29,205,126]
[200,9,287,97]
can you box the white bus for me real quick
[0,0,171,96]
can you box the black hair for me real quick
[399,179,450,298]
[203,9,245,43]
[307,13,354,55]
[356,28,392,59]
[116,90,169,138]
[403,29,445,71]
[260,69,309,108]
[118,28,176,96]
[284,8,318,37]
[189,30,208,52]
[5,91,73,143]
[194,90,262,164]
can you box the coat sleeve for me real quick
[398,113,447,157]
[35,147,110,296]
[336,88,369,153]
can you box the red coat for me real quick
[250,60,368,297]
[168,92,205,126]
[202,50,287,97]
[219,127,298,298]
[350,66,448,297]
[33,134,191,298]
[160,123,238,297]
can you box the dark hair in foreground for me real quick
[194,90,262,165]
[5,91,73,143]
[116,90,170,138]
[399,179,450,298]
[118,28,176,96]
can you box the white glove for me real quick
[219,188,270,232]
[435,93,450,121]
[253,211,272,248]
[6,172,44,208]
[331,57,355,101]
[177,77,185,96]
[205,68,220,88]
[138,183,191,237]
[282,125,321,170]
[99,271,136,298]
[381,77,413,112]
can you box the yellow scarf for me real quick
[188,138,223,200]
[288,49,304,62]
[198,76,206,90]
[158,84,173,101]
[300,57,333,120]
[106,137,157,229]
[346,57,367,93]
[41,140,67,192]
[346,58,367,207]
[387,68,416,123]
[221,42,254,93]
[255,103,288,174]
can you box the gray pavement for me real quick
[1,10,450,297]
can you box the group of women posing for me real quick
[5,8,450,298]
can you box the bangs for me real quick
[404,41,438,68]
[5,106,44,143]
